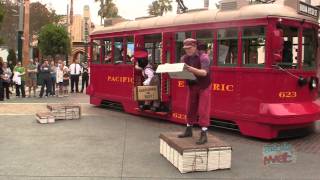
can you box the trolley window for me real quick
[114,37,123,64]
[126,36,134,64]
[102,39,112,64]
[91,40,101,64]
[175,32,192,62]
[242,26,266,67]
[144,34,162,65]
[217,28,238,66]
[196,30,214,65]
[277,26,299,69]
[302,28,317,70]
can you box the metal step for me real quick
[100,100,124,111]
[210,119,240,132]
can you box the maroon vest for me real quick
[183,53,211,89]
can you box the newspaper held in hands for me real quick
[156,63,196,80]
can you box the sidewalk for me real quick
[0,94,319,179]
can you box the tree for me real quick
[94,0,119,25]
[0,1,60,49]
[30,2,61,37]
[0,2,5,45]
[38,24,70,59]
[148,1,161,16]
[7,49,17,70]
[148,0,172,16]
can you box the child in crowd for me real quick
[62,64,70,97]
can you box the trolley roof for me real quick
[91,3,319,36]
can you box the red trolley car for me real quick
[88,0,320,139]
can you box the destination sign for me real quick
[298,1,319,19]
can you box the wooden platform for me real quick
[36,112,55,124]
[159,132,232,173]
[47,104,81,120]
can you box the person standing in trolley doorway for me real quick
[178,38,211,145]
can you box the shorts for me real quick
[57,82,63,88]
[27,79,37,87]
[63,79,69,86]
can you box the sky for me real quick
[30,0,219,25]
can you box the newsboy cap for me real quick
[183,38,197,49]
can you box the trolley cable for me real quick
[271,64,300,80]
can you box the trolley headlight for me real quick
[298,76,307,87]
[309,77,318,90]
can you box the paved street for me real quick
[0,94,319,180]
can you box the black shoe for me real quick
[196,131,208,145]
[178,126,193,138]
[150,106,159,112]
[139,104,150,111]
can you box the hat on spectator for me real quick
[183,38,197,49]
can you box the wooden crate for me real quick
[159,132,232,173]
[47,104,81,120]
[36,112,55,124]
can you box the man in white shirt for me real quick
[69,58,81,93]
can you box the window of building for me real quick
[91,40,101,64]
[302,28,317,70]
[175,32,192,62]
[242,26,266,67]
[196,30,214,64]
[144,34,162,65]
[217,28,238,66]
[102,39,112,64]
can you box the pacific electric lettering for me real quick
[106,76,234,92]
[178,81,234,92]
[107,76,133,83]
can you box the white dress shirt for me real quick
[69,63,81,75]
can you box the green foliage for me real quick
[30,2,61,35]
[0,1,59,49]
[148,1,161,16]
[94,0,119,22]
[7,49,17,69]
[0,3,4,24]
[148,0,172,16]
[38,24,70,57]
[0,2,5,45]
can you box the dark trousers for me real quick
[40,78,52,97]
[70,75,80,92]
[81,76,89,92]
[0,80,4,100]
[51,77,56,95]
[16,81,26,97]
[3,82,10,99]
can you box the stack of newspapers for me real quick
[36,112,55,124]
[47,104,81,120]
